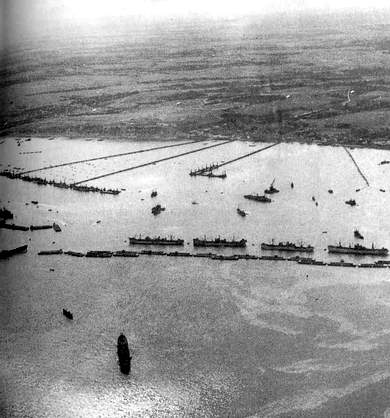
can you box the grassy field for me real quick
[1,12,390,147]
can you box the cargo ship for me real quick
[261,241,314,253]
[193,236,247,248]
[129,236,184,246]
[243,194,271,203]
[117,333,131,374]
[328,243,388,256]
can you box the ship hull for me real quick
[193,242,246,248]
[328,246,388,256]
[129,239,184,246]
[261,244,314,253]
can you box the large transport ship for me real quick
[328,243,388,256]
[261,241,314,253]
[193,236,247,248]
[129,236,184,246]
[244,194,271,203]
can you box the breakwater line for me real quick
[73,140,234,185]
[343,146,370,187]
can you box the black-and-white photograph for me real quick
[1,0,390,416]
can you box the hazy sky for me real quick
[3,0,390,22]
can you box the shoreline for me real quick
[4,133,390,152]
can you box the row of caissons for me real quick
[36,249,390,268]
[0,170,120,195]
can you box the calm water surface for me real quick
[1,137,390,417]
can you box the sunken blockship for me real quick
[117,333,132,375]
[0,170,120,195]
[193,237,247,248]
[261,241,314,253]
[129,236,184,246]
[328,243,389,256]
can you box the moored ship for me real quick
[193,236,247,248]
[261,241,314,253]
[243,194,271,203]
[129,235,184,246]
[328,243,388,256]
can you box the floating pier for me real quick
[72,140,234,185]
[343,147,370,187]
[20,140,201,175]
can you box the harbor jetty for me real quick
[0,244,28,259]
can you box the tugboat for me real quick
[264,179,279,194]
[328,242,388,256]
[354,229,364,239]
[243,194,271,203]
[151,204,165,215]
[345,199,356,206]
[117,333,131,375]
[193,236,247,248]
[237,208,246,217]
[151,190,157,198]
[62,309,73,320]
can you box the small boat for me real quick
[264,179,279,194]
[151,190,157,198]
[62,309,73,320]
[380,189,386,192]
[345,199,356,206]
[117,333,131,374]
[53,223,62,232]
[354,229,364,239]
[290,182,294,188]
[328,189,333,194]
[237,208,246,217]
